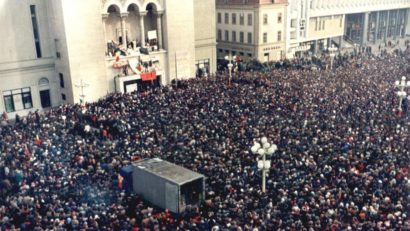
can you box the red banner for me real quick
[141,71,157,81]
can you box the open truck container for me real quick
[132,158,205,213]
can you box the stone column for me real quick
[313,40,318,55]
[374,11,379,43]
[156,11,164,50]
[362,12,369,46]
[405,9,410,37]
[395,10,400,38]
[120,13,128,47]
[139,11,147,48]
[102,13,109,55]
[385,10,390,40]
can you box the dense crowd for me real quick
[0,47,410,230]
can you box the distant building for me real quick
[216,0,288,62]
[0,0,216,117]
[286,0,410,58]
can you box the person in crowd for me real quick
[0,46,409,230]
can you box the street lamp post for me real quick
[328,45,338,70]
[395,76,410,111]
[225,54,236,86]
[75,79,90,106]
[251,137,277,193]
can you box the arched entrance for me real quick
[38,77,51,108]
[127,4,142,48]
[144,3,163,50]
[105,4,123,56]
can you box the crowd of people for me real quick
[0,47,410,230]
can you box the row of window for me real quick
[218,12,283,26]
[263,13,283,25]
[218,49,252,59]
[262,31,282,43]
[218,12,253,26]
[218,30,282,44]
[3,88,33,113]
[3,73,66,113]
[218,30,253,44]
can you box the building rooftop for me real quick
[133,158,204,185]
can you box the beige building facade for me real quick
[286,0,410,58]
[216,0,287,62]
[0,0,216,117]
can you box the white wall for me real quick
[0,0,58,116]
[61,0,108,104]
[0,58,56,117]
[0,0,53,63]
[163,0,196,81]
[194,0,217,74]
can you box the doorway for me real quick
[40,90,51,108]
[38,77,51,108]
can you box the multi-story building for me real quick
[286,0,410,58]
[216,0,287,62]
[0,0,216,117]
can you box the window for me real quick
[290,31,296,39]
[278,13,282,23]
[195,59,210,77]
[277,31,282,41]
[30,5,42,58]
[240,14,244,25]
[217,13,222,23]
[56,52,61,59]
[300,19,306,31]
[340,15,343,27]
[3,88,33,112]
[318,20,321,31]
[232,13,237,25]
[247,32,252,44]
[59,73,65,88]
[232,31,237,42]
[322,19,325,30]
[248,13,252,26]
[315,18,318,31]
[225,13,229,24]
[218,29,222,40]
[291,19,296,28]
[61,94,66,101]
[263,32,268,43]
[240,31,244,43]
[225,30,229,41]
[3,95,14,113]
[263,14,268,25]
